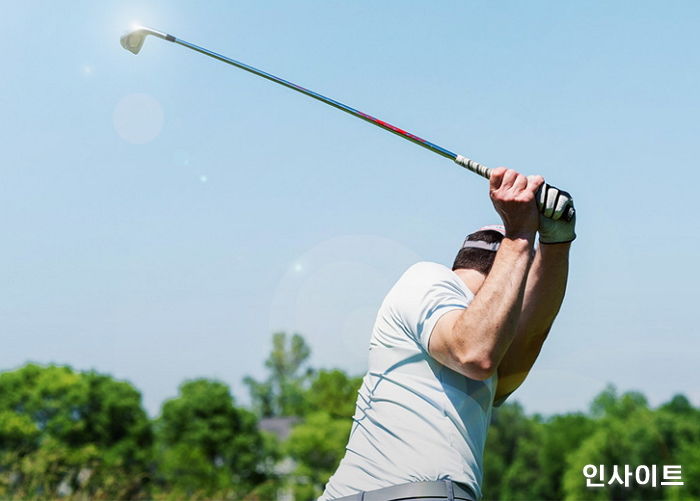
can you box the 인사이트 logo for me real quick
[583,464,683,488]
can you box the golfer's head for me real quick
[452,225,505,275]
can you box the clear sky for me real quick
[2,1,698,417]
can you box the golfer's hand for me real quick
[489,168,544,239]
[537,184,577,244]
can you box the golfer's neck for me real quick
[453,268,487,296]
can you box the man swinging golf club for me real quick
[320,168,575,501]
[118,28,576,499]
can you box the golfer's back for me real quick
[320,262,497,501]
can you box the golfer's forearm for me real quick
[451,237,534,378]
[495,243,570,397]
[520,243,570,340]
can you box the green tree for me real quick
[482,402,541,501]
[244,332,314,417]
[155,378,271,499]
[251,364,361,501]
[303,369,363,419]
[655,394,700,500]
[284,411,354,500]
[0,363,152,499]
[534,412,595,500]
[562,386,699,501]
[590,384,649,420]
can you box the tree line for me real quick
[0,332,697,500]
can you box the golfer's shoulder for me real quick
[405,261,454,276]
[384,262,466,320]
[397,261,457,288]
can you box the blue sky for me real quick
[1,1,698,416]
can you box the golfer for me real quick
[319,167,575,501]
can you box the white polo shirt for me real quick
[319,262,497,500]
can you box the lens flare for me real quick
[113,93,164,144]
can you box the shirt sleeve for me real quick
[392,262,472,352]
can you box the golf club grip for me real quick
[454,155,492,179]
[454,155,575,222]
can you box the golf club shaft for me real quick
[138,29,573,222]
[168,35,488,173]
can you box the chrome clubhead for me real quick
[120,26,170,55]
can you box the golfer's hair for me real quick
[452,230,504,275]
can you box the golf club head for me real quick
[120,26,170,55]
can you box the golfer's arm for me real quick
[429,237,535,380]
[495,243,570,401]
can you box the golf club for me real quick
[120,26,575,222]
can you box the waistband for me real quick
[331,479,477,501]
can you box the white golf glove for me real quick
[537,183,576,244]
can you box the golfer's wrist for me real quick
[538,241,572,258]
[500,235,536,254]
[539,235,576,245]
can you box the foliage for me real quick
[241,335,364,500]
[243,332,314,418]
[282,368,362,500]
[154,378,271,499]
[1,339,699,501]
[562,386,699,500]
[0,363,152,499]
[533,412,595,500]
[302,369,363,419]
[284,411,353,500]
[484,385,699,501]
[483,402,543,500]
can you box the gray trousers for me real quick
[332,480,477,501]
